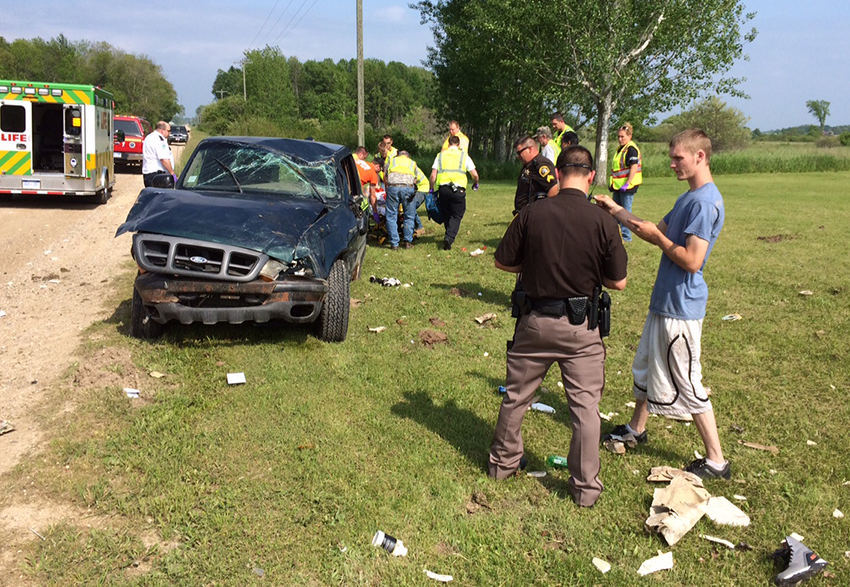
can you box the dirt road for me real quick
[0,150,182,583]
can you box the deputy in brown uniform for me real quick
[514,135,558,215]
[489,146,628,507]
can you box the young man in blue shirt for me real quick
[594,129,729,479]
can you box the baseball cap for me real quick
[534,126,553,139]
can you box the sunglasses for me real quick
[515,145,532,158]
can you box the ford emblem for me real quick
[190,256,208,264]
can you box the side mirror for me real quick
[151,174,175,189]
[114,130,125,142]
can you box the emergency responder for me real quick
[384,150,419,249]
[383,134,399,159]
[490,146,628,507]
[354,147,380,223]
[441,120,470,152]
[535,126,558,164]
[412,164,429,238]
[551,112,575,150]
[430,135,479,251]
[514,135,558,215]
[608,122,642,242]
[560,131,580,152]
[142,121,175,187]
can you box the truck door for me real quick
[0,99,33,177]
[63,104,85,177]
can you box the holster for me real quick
[598,291,611,337]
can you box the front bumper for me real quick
[134,272,328,325]
[114,152,143,161]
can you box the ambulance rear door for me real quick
[0,99,34,180]
[63,103,85,177]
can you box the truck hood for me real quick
[115,187,329,263]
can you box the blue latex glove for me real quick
[372,212,381,224]
[472,182,479,191]
[619,183,629,192]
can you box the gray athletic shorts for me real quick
[632,312,712,415]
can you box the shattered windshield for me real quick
[181,141,341,201]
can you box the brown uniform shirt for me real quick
[495,188,627,299]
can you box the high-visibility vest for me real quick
[553,125,574,147]
[387,146,398,158]
[610,140,643,190]
[442,132,470,152]
[414,166,429,192]
[435,148,468,189]
[385,155,417,186]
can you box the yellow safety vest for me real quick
[387,146,398,158]
[385,155,417,186]
[553,125,574,147]
[435,148,468,189]
[414,166,429,192]
[441,132,470,152]
[610,140,643,190]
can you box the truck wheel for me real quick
[89,189,109,205]
[131,288,165,339]
[315,259,350,342]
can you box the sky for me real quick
[4,0,848,131]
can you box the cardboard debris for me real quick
[603,439,626,455]
[637,551,673,576]
[226,372,247,385]
[592,557,611,574]
[474,312,497,324]
[738,440,779,454]
[704,496,750,527]
[424,569,453,582]
[647,466,705,486]
[368,326,387,333]
[700,534,736,549]
[149,371,165,378]
[645,475,711,546]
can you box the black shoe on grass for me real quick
[601,424,647,447]
[684,457,731,480]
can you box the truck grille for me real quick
[133,233,268,282]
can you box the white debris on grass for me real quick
[806,440,818,446]
[368,326,387,333]
[124,388,140,399]
[833,509,844,519]
[226,372,247,385]
[637,551,673,576]
[592,557,611,574]
[703,496,750,527]
[733,495,747,501]
[424,569,453,582]
[530,402,555,414]
[700,534,736,549]
[790,532,805,542]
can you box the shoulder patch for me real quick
[539,166,550,177]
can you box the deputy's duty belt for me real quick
[529,297,590,326]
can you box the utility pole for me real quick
[236,59,251,101]
[216,89,228,100]
[357,0,365,146]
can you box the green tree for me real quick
[676,96,751,152]
[806,100,830,132]
[415,0,757,182]
[211,66,243,100]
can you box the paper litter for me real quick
[637,551,673,576]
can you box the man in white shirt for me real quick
[142,121,175,187]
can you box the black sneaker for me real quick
[684,458,731,480]
[601,424,647,447]
[443,240,452,251]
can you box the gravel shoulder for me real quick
[0,149,182,582]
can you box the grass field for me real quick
[7,172,850,586]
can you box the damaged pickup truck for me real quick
[116,137,369,342]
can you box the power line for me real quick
[257,0,297,49]
[273,0,320,47]
[247,0,282,51]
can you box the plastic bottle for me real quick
[372,530,408,557]
[546,455,569,469]
[530,402,555,414]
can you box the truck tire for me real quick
[315,259,350,342]
[130,288,165,339]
